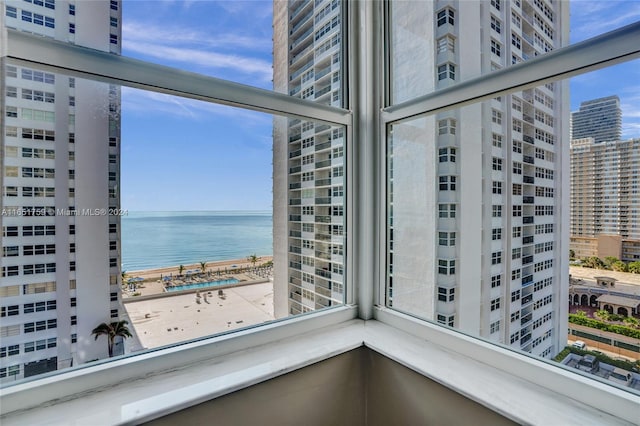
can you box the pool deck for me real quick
[122,281,275,350]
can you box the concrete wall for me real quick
[146,347,515,426]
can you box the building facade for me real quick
[386,0,569,359]
[273,0,345,317]
[570,137,640,261]
[1,0,122,383]
[571,95,621,144]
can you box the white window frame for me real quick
[1,3,639,425]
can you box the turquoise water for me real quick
[121,211,272,271]
[165,278,240,292]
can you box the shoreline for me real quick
[124,255,273,282]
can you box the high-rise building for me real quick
[273,0,568,358]
[273,0,345,318]
[570,137,640,261]
[571,95,622,144]
[385,0,569,358]
[1,1,122,383]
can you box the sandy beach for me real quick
[125,256,272,280]
[123,256,273,297]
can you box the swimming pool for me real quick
[165,278,240,292]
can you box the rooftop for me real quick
[123,282,275,350]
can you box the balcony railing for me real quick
[522,255,534,265]
[522,235,534,244]
[523,175,535,184]
[523,216,534,224]
[289,182,302,189]
[523,196,534,204]
[522,275,534,286]
[315,141,332,152]
[523,155,535,164]
[521,294,534,305]
[315,197,332,205]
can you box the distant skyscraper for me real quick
[570,137,640,261]
[273,1,345,317]
[1,1,122,383]
[571,95,622,143]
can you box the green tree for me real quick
[569,249,575,260]
[603,256,619,270]
[623,317,639,329]
[91,320,132,357]
[628,261,640,274]
[582,256,606,269]
[611,260,628,272]
[595,309,610,322]
[575,310,588,318]
[200,261,207,273]
[178,264,185,275]
[247,254,259,268]
[121,270,128,285]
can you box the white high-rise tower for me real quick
[1,0,122,382]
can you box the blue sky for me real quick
[119,0,640,211]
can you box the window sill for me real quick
[1,306,638,425]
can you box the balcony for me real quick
[523,155,535,164]
[523,216,534,224]
[520,313,533,327]
[523,196,534,204]
[521,294,534,306]
[522,275,534,286]
[523,175,535,184]
[522,255,534,265]
[522,235,534,245]
[523,135,534,145]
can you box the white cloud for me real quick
[571,1,640,41]
[121,87,271,126]
[123,41,272,82]
[122,21,271,51]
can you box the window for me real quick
[438,287,455,302]
[438,259,455,275]
[439,176,456,191]
[491,229,502,240]
[492,133,502,148]
[490,16,501,34]
[437,36,455,54]
[491,275,501,288]
[437,63,456,81]
[491,252,502,265]
[492,157,502,171]
[438,232,456,246]
[512,183,522,195]
[492,181,502,194]
[438,147,456,162]
[490,39,501,57]
[438,118,456,135]
[492,205,502,217]
[491,109,502,124]
[439,204,456,218]
[490,298,501,311]
[490,321,500,334]
[436,8,455,27]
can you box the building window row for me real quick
[24,319,57,333]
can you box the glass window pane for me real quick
[386,60,640,392]
[388,0,639,105]
[1,65,346,385]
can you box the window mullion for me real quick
[4,29,352,127]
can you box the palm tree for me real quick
[178,264,185,276]
[247,254,259,268]
[121,270,128,285]
[200,261,207,273]
[91,320,132,357]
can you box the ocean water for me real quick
[121,211,272,271]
